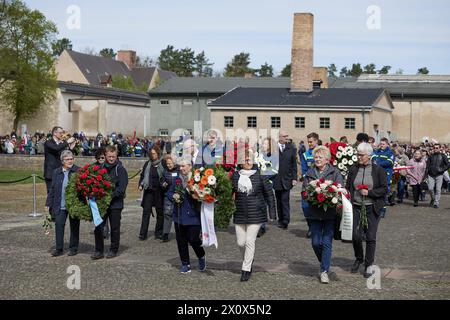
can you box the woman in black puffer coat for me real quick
[231,149,276,282]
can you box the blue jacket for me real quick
[371,147,395,183]
[301,148,315,177]
[46,165,80,213]
[167,174,201,226]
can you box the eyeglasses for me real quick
[97,156,105,160]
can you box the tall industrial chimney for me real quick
[290,13,314,92]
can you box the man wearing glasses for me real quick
[425,143,449,209]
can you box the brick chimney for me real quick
[117,50,137,70]
[290,13,314,92]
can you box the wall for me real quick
[149,96,212,136]
[106,103,150,137]
[55,50,89,84]
[210,109,388,144]
[0,154,147,172]
[392,99,450,143]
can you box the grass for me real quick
[0,170,45,184]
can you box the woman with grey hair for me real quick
[302,146,344,284]
[46,150,80,256]
[346,142,388,278]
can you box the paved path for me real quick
[0,186,449,299]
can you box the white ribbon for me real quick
[340,196,353,241]
[200,202,218,248]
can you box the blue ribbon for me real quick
[89,198,103,227]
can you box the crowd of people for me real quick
[0,130,173,158]
[34,125,450,284]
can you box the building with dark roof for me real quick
[55,49,177,91]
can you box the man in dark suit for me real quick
[44,126,75,193]
[273,130,298,229]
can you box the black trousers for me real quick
[45,179,52,194]
[411,184,421,204]
[174,223,205,266]
[55,209,80,251]
[94,208,122,253]
[140,190,164,238]
[352,204,381,267]
[275,189,290,226]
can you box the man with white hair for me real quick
[182,138,202,168]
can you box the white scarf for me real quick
[238,169,257,195]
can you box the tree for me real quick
[82,46,97,56]
[339,67,349,77]
[378,65,391,74]
[99,48,116,59]
[136,55,156,67]
[52,38,72,57]
[177,48,196,76]
[194,51,213,77]
[0,0,58,131]
[224,52,255,77]
[157,45,179,73]
[258,62,273,77]
[328,63,337,77]
[111,74,148,93]
[280,64,291,77]
[417,67,429,75]
[363,63,377,74]
[349,63,363,77]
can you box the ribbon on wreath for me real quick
[200,202,218,248]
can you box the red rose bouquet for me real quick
[303,177,350,212]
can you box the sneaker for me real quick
[433,204,439,209]
[351,260,362,273]
[51,249,63,257]
[180,264,191,274]
[320,272,329,284]
[198,256,206,272]
[413,202,418,207]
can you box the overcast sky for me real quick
[25,0,450,75]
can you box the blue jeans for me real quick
[55,209,80,251]
[302,199,312,228]
[397,177,406,200]
[309,219,335,273]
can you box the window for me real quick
[295,117,305,128]
[271,117,281,128]
[224,116,234,128]
[247,116,257,128]
[159,100,169,105]
[345,118,355,129]
[159,129,169,136]
[320,117,330,129]
[183,99,193,105]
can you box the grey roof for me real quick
[150,74,450,98]
[130,67,156,88]
[208,87,386,109]
[158,69,178,82]
[58,81,150,103]
[150,77,291,95]
[67,50,131,86]
[67,50,175,90]
[330,78,450,97]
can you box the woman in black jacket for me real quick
[160,154,180,242]
[346,142,388,278]
[138,146,165,240]
[302,146,344,284]
[231,149,276,282]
